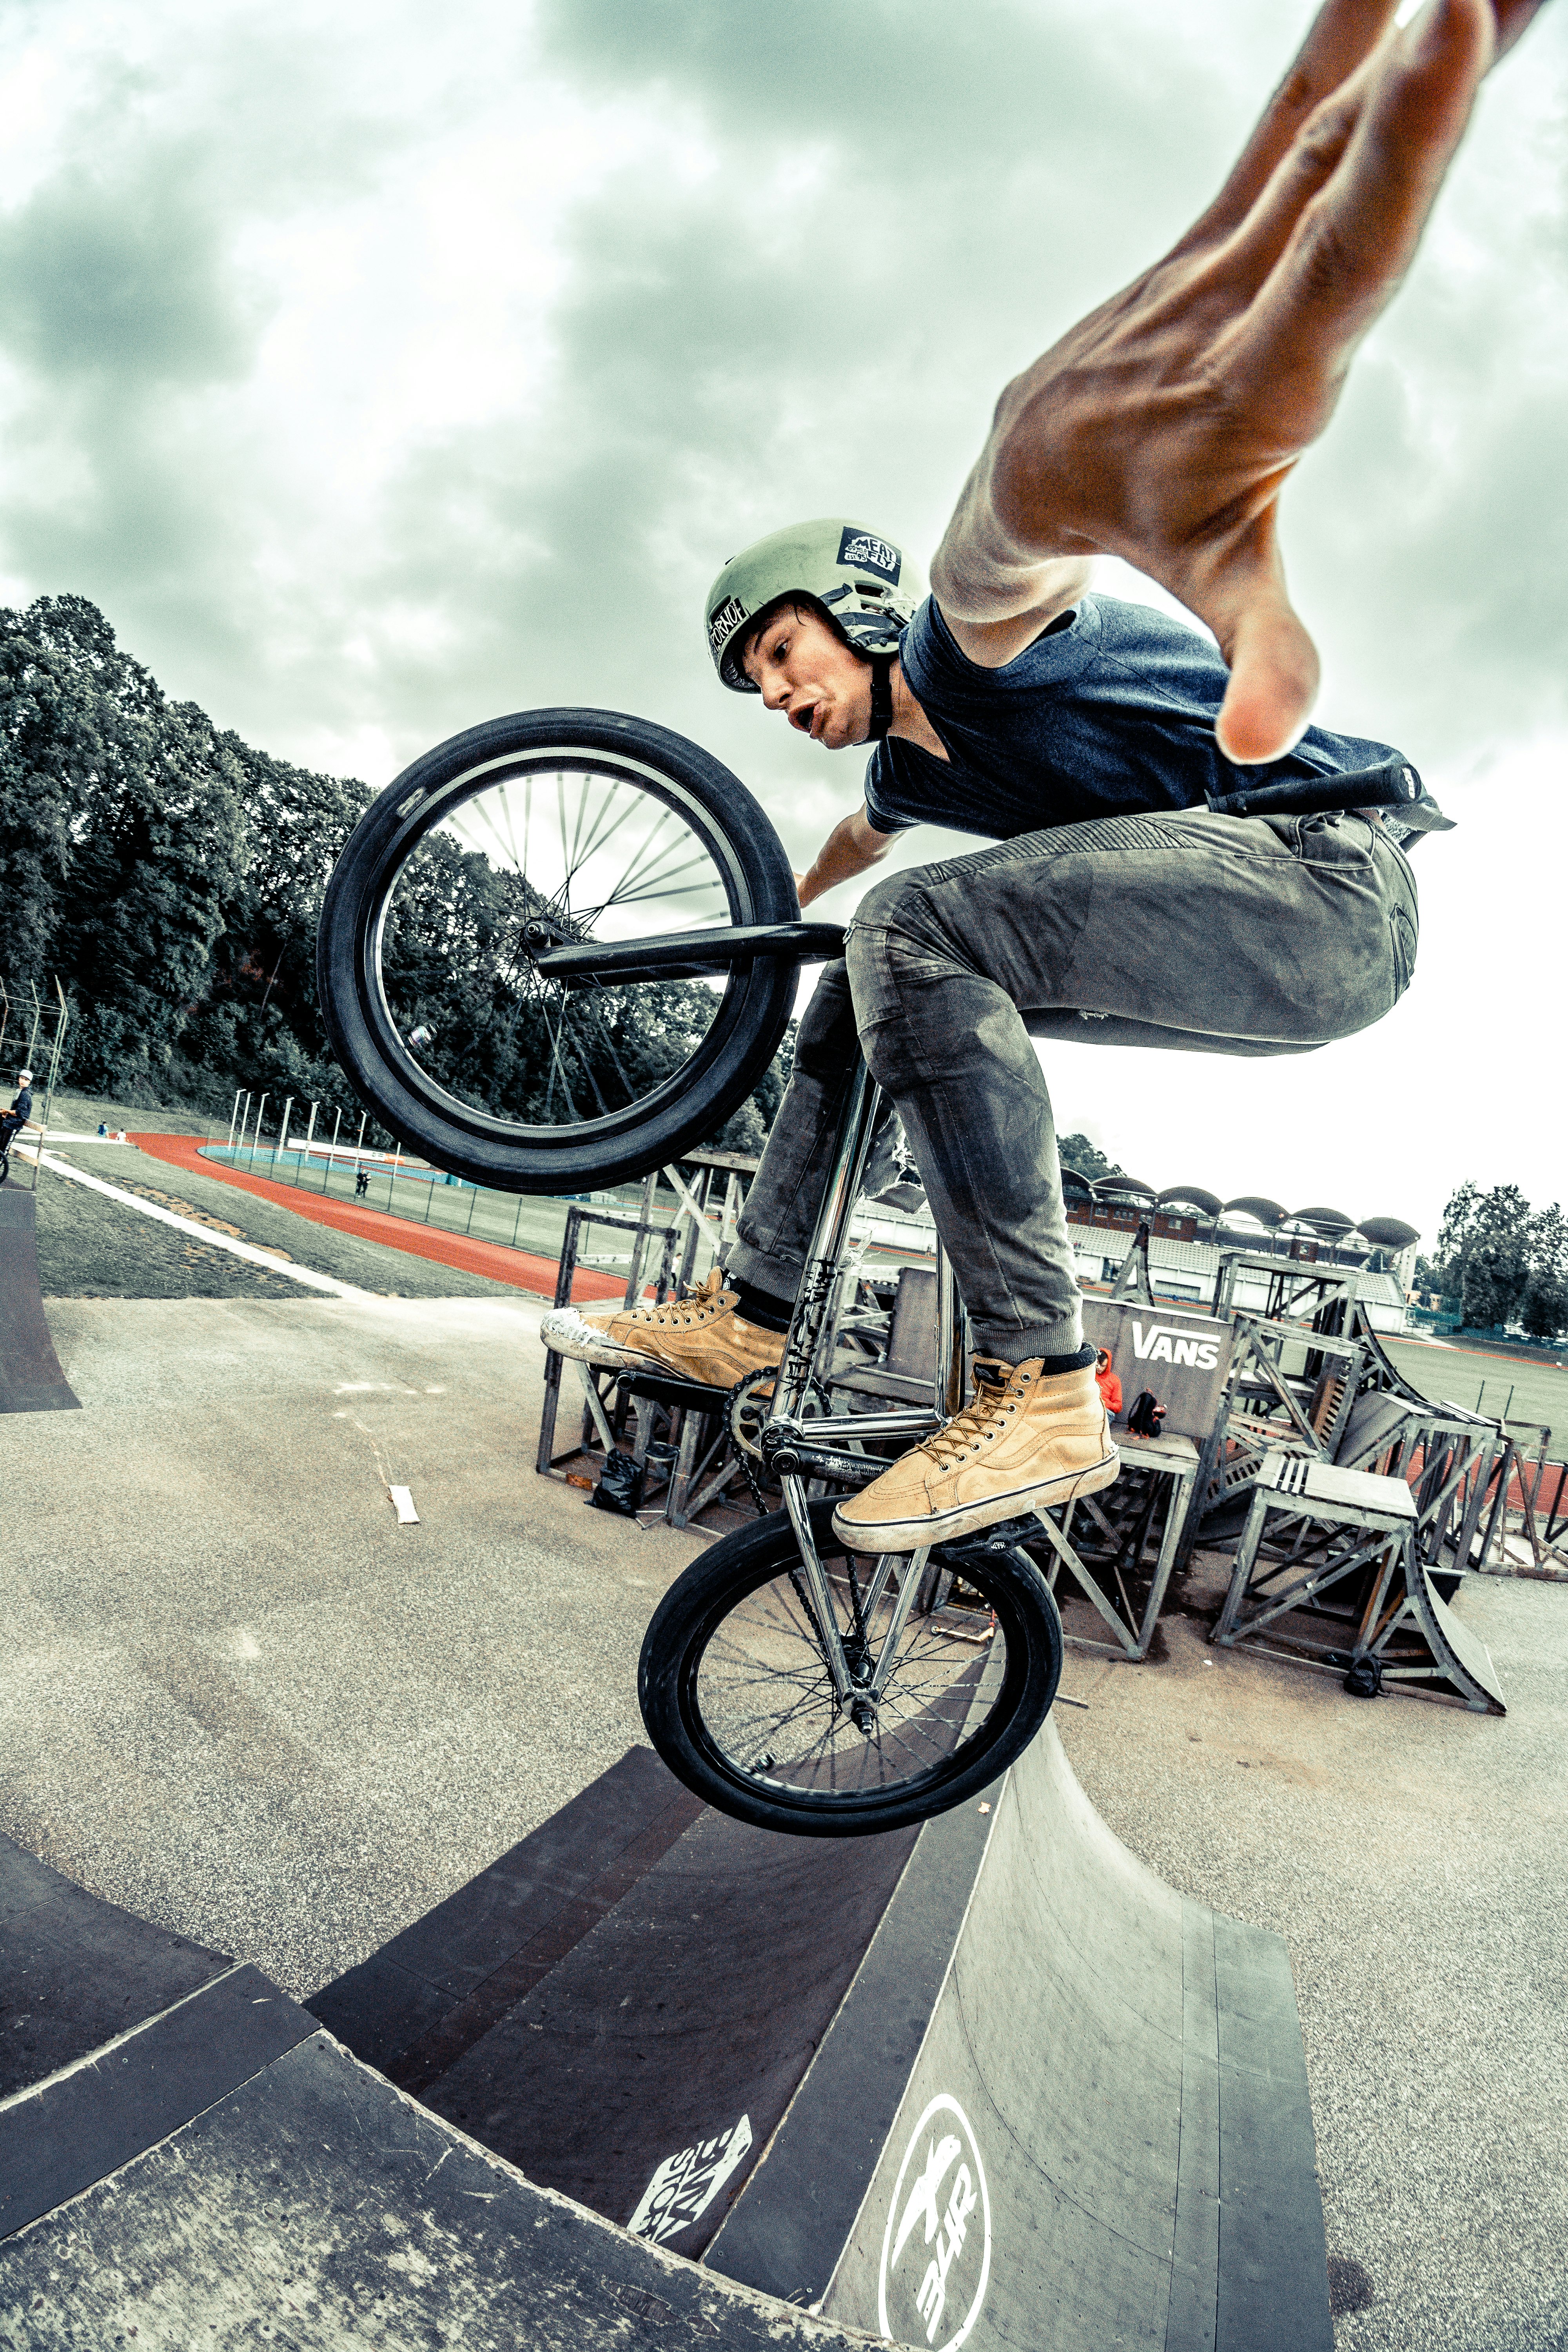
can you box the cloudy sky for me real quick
[2,0,1563,1244]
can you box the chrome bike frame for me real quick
[757,1055,966,1713]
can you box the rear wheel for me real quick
[639,1499,1063,1836]
[316,709,800,1191]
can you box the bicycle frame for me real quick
[756,1053,965,1711]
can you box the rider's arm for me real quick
[929,0,1543,751]
[795,806,896,909]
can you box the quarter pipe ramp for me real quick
[2,1723,1332,2350]
[0,1187,78,1414]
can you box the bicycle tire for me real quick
[316,708,800,1191]
[638,1498,1063,1837]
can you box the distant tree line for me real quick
[1058,1133,1125,1183]
[1417,1181,1568,1341]
[0,594,789,1152]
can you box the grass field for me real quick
[1380,1334,1568,1451]
[25,1136,524,1302]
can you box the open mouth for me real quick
[790,702,819,737]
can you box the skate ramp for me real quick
[0,1828,882,2352]
[0,1188,79,1414]
[711,1722,1330,2350]
[3,1731,1331,2350]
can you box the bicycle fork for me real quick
[762,1057,941,1727]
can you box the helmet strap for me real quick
[866,653,895,742]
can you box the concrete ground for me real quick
[4,1269,1566,2349]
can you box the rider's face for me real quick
[740,603,871,750]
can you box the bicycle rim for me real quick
[678,1511,1057,1827]
[378,751,755,1138]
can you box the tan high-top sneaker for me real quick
[539,1267,783,1388]
[831,1357,1118,1550]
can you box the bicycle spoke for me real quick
[693,1546,1006,1800]
[388,750,747,1136]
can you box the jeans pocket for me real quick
[1390,904,1418,1002]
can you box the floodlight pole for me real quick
[271,1097,293,1176]
[227,1090,242,1149]
[250,1095,269,1170]
[323,1108,342,1194]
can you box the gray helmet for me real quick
[16,1071,32,1086]
[704,518,921,692]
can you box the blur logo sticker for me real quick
[627,2113,753,2246]
[878,2094,991,2350]
[837,528,901,583]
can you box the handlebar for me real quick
[534,921,847,987]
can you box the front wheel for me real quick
[316,708,801,1192]
[638,1499,1063,1837]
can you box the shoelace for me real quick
[918,1361,1028,1470]
[626,1269,729,1329]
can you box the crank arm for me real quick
[763,1439,884,1488]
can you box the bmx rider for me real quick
[544,0,1538,1555]
[0,1071,36,1163]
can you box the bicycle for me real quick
[317,706,1421,1836]
[318,707,1067,1837]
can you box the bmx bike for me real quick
[318,707,1065,1837]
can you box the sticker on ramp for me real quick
[878,2094,991,2351]
[627,2113,753,2245]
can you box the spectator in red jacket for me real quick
[1094,1348,1122,1422]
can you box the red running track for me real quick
[130,1134,626,1303]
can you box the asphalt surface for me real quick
[4,1180,1566,2350]
[4,1292,704,1999]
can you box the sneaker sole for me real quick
[539,1314,775,1389]
[831,1448,1121,1553]
[537,1315,671,1375]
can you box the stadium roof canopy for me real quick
[1292,1205,1357,1236]
[1357,1215,1421,1250]
[1222,1196,1288,1228]
[1158,1184,1223,1217]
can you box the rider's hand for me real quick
[793,868,815,907]
[934,0,1544,763]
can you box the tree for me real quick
[1522,1203,1568,1343]
[1431,1179,1561,1335]
[2,597,248,1096]
[1058,1132,1125,1183]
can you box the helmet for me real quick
[704,518,921,693]
[17,1071,32,1086]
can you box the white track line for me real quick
[22,1147,374,1301]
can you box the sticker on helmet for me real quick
[708,594,748,657]
[837,528,901,584]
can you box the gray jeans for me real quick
[727,808,1419,1361]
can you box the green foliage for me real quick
[1058,1131,1125,1183]
[1432,1180,1568,1340]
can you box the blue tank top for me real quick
[862,593,1401,839]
